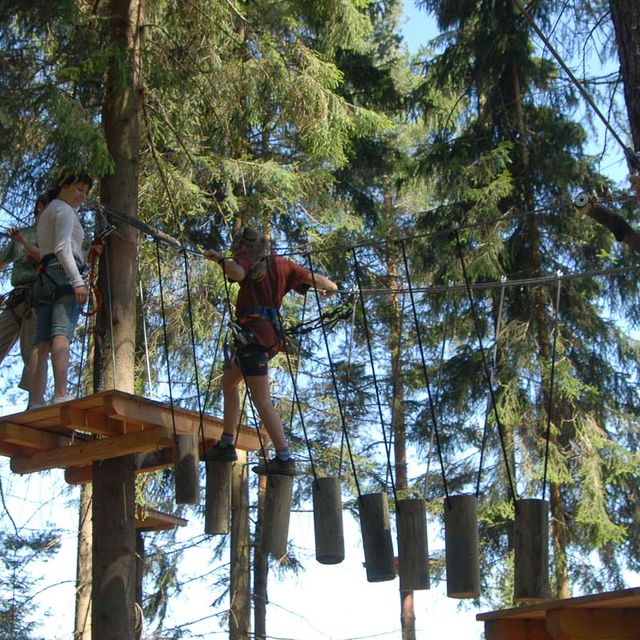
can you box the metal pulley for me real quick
[573,192,591,209]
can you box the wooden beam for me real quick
[0,422,74,449]
[486,619,553,640]
[58,406,120,436]
[65,448,175,485]
[10,428,173,474]
[546,608,640,640]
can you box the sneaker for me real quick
[251,457,296,476]
[27,401,46,410]
[52,394,75,404]
[203,441,238,463]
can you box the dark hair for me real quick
[54,171,94,196]
[34,192,52,216]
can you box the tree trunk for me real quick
[74,484,92,640]
[231,450,251,639]
[385,189,415,640]
[253,475,268,640]
[610,0,640,151]
[91,1,143,639]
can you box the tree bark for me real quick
[74,484,93,640]
[91,1,143,639]
[385,188,415,640]
[231,450,251,639]
[253,475,268,640]
[610,1,640,151]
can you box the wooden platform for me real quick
[136,507,188,532]
[477,587,640,639]
[0,390,262,482]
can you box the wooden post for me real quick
[259,475,293,557]
[312,476,344,564]
[444,493,480,598]
[134,531,144,640]
[514,498,549,602]
[358,492,396,582]
[174,433,199,505]
[397,497,430,591]
[204,461,232,535]
[92,456,137,639]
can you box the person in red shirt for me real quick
[204,226,337,475]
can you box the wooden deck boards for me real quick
[0,390,261,480]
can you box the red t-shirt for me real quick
[233,255,310,351]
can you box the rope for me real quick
[352,248,397,501]
[353,262,640,297]
[339,289,359,479]
[511,0,639,170]
[399,240,450,501]
[155,239,179,442]
[181,249,206,456]
[202,306,227,413]
[138,262,153,394]
[286,292,307,432]
[423,285,453,499]
[306,255,361,495]
[278,304,317,481]
[453,230,519,509]
[475,279,507,496]
[542,273,563,500]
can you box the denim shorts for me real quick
[33,268,81,343]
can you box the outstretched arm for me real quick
[203,249,246,281]
[7,227,40,262]
[303,272,338,296]
[575,183,640,253]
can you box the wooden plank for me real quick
[10,428,173,474]
[546,608,640,640]
[104,394,199,434]
[477,588,640,622]
[486,619,553,640]
[0,423,74,449]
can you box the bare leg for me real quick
[51,334,71,398]
[221,358,244,436]
[29,341,50,406]
[246,374,287,450]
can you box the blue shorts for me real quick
[35,295,80,343]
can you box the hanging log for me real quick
[174,433,199,505]
[312,476,345,565]
[359,492,395,582]
[260,475,293,557]
[397,497,430,591]
[444,493,480,598]
[514,498,549,602]
[204,461,232,535]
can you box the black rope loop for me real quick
[398,239,451,501]
[306,254,361,495]
[352,247,397,502]
[452,229,519,510]
[542,272,563,501]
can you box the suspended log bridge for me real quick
[477,586,640,640]
[0,390,261,482]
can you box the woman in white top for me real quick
[29,172,99,408]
